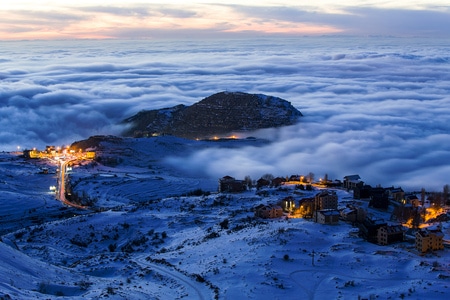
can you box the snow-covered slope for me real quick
[0,138,449,299]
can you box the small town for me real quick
[4,137,450,299]
[22,145,96,161]
[22,144,449,256]
[20,143,449,257]
[219,173,449,255]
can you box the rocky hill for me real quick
[122,91,302,139]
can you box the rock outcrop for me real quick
[122,91,302,139]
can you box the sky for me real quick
[1,1,450,39]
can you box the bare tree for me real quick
[432,192,442,209]
[261,173,274,181]
[421,188,426,220]
[412,207,421,229]
[307,172,314,184]
[443,184,449,205]
[244,175,253,189]
[420,188,426,206]
[323,173,328,184]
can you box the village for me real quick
[4,136,449,299]
[22,145,96,161]
[219,173,449,255]
[18,144,449,256]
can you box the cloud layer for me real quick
[1,37,449,190]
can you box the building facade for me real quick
[218,176,246,193]
[415,228,444,253]
[315,209,340,224]
[254,205,283,219]
[343,174,362,190]
[377,225,404,245]
[315,190,338,210]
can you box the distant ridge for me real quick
[122,91,302,139]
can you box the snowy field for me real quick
[1,136,449,299]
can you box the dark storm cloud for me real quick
[1,38,449,190]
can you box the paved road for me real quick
[56,158,87,209]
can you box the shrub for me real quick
[77,280,92,290]
[120,222,130,229]
[121,243,134,253]
[14,231,26,239]
[70,235,90,247]
[204,231,220,240]
[187,189,210,196]
[106,287,115,295]
[194,274,205,283]
[219,219,229,230]
[108,243,117,252]
[132,235,148,246]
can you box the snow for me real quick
[1,137,449,299]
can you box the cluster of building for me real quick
[218,174,447,254]
[23,145,95,160]
[344,175,405,210]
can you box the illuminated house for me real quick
[343,174,362,190]
[271,177,286,187]
[315,190,338,210]
[254,204,283,219]
[340,206,366,223]
[377,225,404,245]
[281,196,295,213]
[288,174,302,182]
[256,178,270,189]
[315,209,340,224]
[415,227,444,253]
[405,194,420,207]
[359,217,387,243]
[85,151,96,159]
[45,145,56,154]
[23,149,41,159]
[297,197,315,218]
[218,176,246,193]
[386,187,405,202]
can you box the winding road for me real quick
[136,255,211,300]
[56,158,87,209]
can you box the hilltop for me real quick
[122,91,302,139]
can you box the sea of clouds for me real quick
[1,37,449,190]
